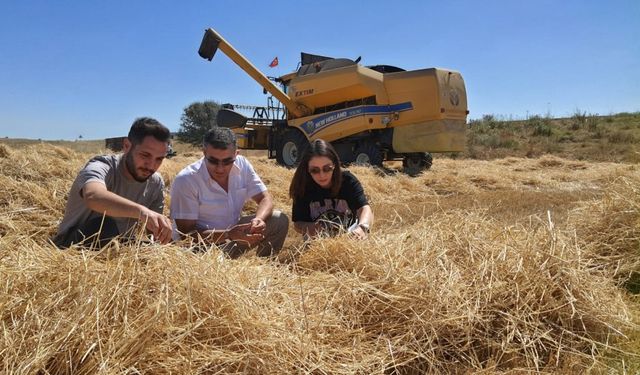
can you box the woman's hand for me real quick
[349,225,368,240]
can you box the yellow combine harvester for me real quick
[198,28,468,175]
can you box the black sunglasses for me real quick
[205,156,236,166]
[309,164,335,175]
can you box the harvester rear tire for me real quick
[403,153,433,176]
[276,129,308,168]
[353,142,383,167]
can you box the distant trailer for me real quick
[105,136,126,151]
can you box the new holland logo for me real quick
[300,102,413,136]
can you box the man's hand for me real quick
[83,182,173,244]
[249,217,266,234]
[140,207,173,244]
[228,222,264,247]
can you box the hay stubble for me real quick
[1,145,638,374]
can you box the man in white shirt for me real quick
[170,127,288,258]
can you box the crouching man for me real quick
[53,117,173,248]
[170,127,288,258]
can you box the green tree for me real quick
[176,101,221,146]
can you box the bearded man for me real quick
[53,117,173,248]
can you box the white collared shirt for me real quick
[170,155,267,236]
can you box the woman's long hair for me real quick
[289,139,342,200]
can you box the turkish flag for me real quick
[269,57,278,68]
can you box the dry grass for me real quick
[465,112,640,163]
[1,144,639,374]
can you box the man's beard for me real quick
[125,152,153,182]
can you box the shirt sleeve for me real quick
[292,197,312,223]
[169,175,200,220]
[76,156,112,197]
[344,172,369,212]
[242,157,267,198]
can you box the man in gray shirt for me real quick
[53,117,173,248]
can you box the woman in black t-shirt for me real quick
[289,139,374,239]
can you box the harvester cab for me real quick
[198,27,468,175]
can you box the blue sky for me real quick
[0,0,638,140]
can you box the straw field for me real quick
[1,142,639,374]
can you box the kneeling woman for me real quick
[289,139,374,239]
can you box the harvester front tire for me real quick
[276,130,308,168]
[354,142,383,167]
[403,153,433,176]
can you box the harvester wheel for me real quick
[354,142,383,167]
[276,130,308,168]
[403,153,433,176]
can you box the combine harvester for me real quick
[198,28,468,175]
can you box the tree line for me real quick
[176,101,222,146]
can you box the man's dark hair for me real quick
[127,117,171,146]
[203,127,237,150]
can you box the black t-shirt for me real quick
[292,170,368,227]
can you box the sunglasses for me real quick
[309,164,335,175]
[205,156,236,166]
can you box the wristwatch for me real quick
[358,222,370,233]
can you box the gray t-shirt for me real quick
[53,154,165,246]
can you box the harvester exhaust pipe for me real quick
[198,28,310,119]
